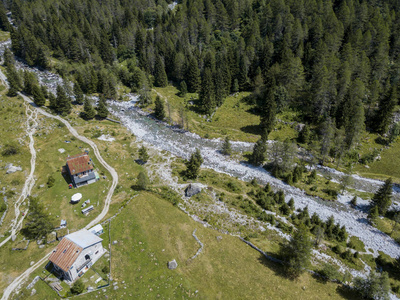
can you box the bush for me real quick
[323,188,338,199]
[102,265,110,274]
[47,175,55,188]
[2,144,19,156]
[320,263,340,281]
[0,201,6,213]
[70,279,85,295]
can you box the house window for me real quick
[95,251,99,255]
[85,254,90,260]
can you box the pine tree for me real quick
[74,82,84,105]
[136,171,149,190]
[0,3,10,31]
[56,85,71,115]
[281,224,313,278]
[82,97,95,120]
[371,177,393,216]
[154,55,168,87]
[138,146,149,163]
[21,197,54,240]
[199,68,215,115]
[374,87,398,135]
[6,64,22,97]
[3,48,15,67]
[23,71,38,96]
[186,56,200,93]
[259,84,277,141]
[154,96,165,121]
[221,136,232,156]
[185,149,203,179]
[96,95,109,119]
[232,79,239,93]
[249,139,267,166]
[180,80,187,97]
[49,93,57,109]
[32,84,45,106]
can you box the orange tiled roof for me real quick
[49,238,83,272]
[66,153,93,175]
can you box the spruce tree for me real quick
[82,97,95,120]
[23,71,38,96]
[32,84,46,106]
[154,55,168,87]
[49,93,57,110]
[375,87,398,135]
[371,177,393,216]
[96,95,109,119]
[186,56,200,93]
[249,139,267,166]
[199,68,215,115]
[221,136,232,156]
[138,146,149,163]
[180,80,187,97]
[3,48,15,67]
[6,64,21,97]
[136,171,149,190]
[259,85,277,141]
[185,149,203,179]
[154,95,165,121]
[281,224,313,278]
[56,85,71,115]
[74,82,84,105]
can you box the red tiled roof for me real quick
[49,238,83,272]
[66,153,93,175]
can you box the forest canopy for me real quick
[4,0,400,146]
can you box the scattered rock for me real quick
[58,148,66,153]
[185,184,202,197]
[98,134,115,142]
[11,235,16,241]
[113,240,118,245]
[113,286,119,290]
[39,184,45,188]
[168,259,178,270]
[30,261,35,266]
[38,245,45,249]
[87,286,94,291]
[216,236,222,242]
[30,288,36,296]
[5,164,22,174]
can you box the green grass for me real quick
[347,236,366,252]
[0,30,10,42]
[152,86,298,143]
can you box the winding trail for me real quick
[0,72,118,298]
[0,104,38,248]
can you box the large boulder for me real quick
[185,184,202,197]
[168,259,178,270]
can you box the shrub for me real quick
[70,279,85,295]
[0,201,6,213]
[47,175,55,188]
[2,144,19,156]
[320,263,340,281]
[102,265,110,274]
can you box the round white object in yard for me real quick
[71,193,82,203]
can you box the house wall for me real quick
[69,242,105,281]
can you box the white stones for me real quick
[168,259,178,270]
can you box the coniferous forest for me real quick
[4,0,400,147]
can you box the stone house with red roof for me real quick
[66,152,98,187]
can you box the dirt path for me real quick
[16,93,119,230]
[0,252,52,300]
[0,104,38,248]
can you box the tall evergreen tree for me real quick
[374,87,398,135]
[259,84,277,140]
[186,56,200,93]
[56,85,71,115]
[82,97,95,120]
[281,224,313,278]
[180,80,187,97]
[154,95,165,121]
[74,82,84,105]
[32,84,45,106]
[199,68,215,115]
[249,139,267,166]
[6,64,22,97]
[96,95,109,119]
[371,177,393,216]
[221,136,232,156]
[154,55,168,87]
[3,48,15,67]
[185,149,203,179]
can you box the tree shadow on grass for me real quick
[240,124,262,136]
[257,253,289,280]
